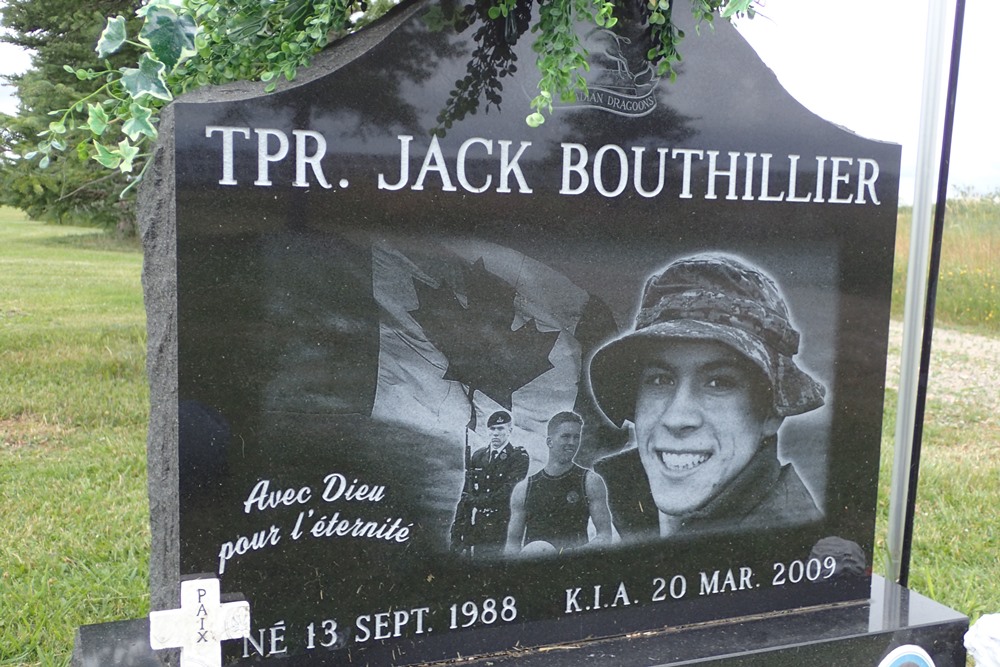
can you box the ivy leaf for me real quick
[97,16,128,58]
[721,0,752,18]
[139,5,198,70]
[123,103,157,141]
[87,104,109,136]
[92,141,122,169]
[117,140,140,173]
[120,54,173,101]
[526,112,545,128]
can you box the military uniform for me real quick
[595,441,821,541]
[452,442,529,558]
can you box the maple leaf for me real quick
[409,258,560,411]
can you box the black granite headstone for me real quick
[132,1,966,665]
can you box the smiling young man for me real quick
[588,254,827,541]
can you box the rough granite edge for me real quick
[139,101,179,614]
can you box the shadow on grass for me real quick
[38,232,141,253]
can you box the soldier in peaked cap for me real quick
[451,410,529,559]
[589,254,826,541]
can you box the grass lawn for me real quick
[878,204,1000,623]
[892,200,1000,334]
[0,209,149,665]
[0,200,997,665]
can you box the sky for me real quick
[734,0,996,203]
[1,0,995,202]
[0,36,30,115]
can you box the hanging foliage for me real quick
[28,0,757,190]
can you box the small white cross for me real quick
[149,577,251,667]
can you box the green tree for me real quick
[0,0,143,234]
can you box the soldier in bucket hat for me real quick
[589,254,826,541]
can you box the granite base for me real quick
[72,576,967,666]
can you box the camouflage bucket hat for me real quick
[588,254,826,427]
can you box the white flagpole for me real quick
[886,0,953,584]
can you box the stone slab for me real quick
[72,577,967,666]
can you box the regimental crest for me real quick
[566,490,581,504]
[560,29,660,117]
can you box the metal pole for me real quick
[898,0,966,588]
[888,0,965,586]
[885,0,951,584]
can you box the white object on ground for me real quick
[966,613,1000,667]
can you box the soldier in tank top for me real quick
[505,412,613,557]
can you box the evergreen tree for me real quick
[0,0,142,233]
